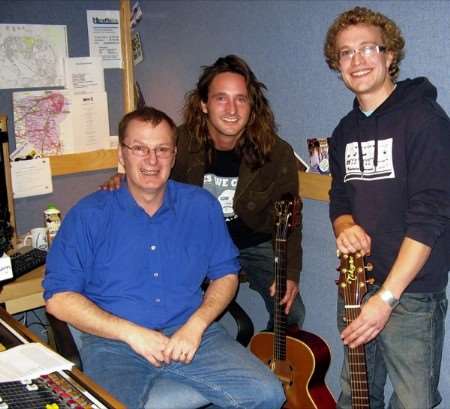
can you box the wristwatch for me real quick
[378,289,400,309]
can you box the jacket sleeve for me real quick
[405,114,450,247]
[274,141,302,282]
[329,126,352,224]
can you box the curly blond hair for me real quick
[324,7,405,79]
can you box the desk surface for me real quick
[0,265,45,314]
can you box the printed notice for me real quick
[11,158,53,199]
[72,92,110,152]
[87,10,122,69]
[64,56,105,94]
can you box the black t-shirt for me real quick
[203,149,271,249]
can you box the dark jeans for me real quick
[239,240,305,330]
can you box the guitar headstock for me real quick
[337,252,373,306]
[274,196,301,240]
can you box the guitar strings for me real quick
[273,206,289,362]
[343,269,370,409]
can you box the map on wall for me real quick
[13,89,111,156]
[13,90,74,155]
[0,24,68,90]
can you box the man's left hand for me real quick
[270,279,299,315]
[162,320,204,364]
[341,294,392,348]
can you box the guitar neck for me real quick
[344,307,370,409]
[274,237,287,361]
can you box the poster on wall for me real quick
[0,24,68,90]
[13,90,110,156]
[87,10,122,69]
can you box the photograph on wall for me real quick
[307,137,330,174]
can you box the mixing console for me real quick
[0,308,124,409]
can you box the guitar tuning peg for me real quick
[366,278,375,285]
[365,263,373,272]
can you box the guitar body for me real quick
[250,330,335,409]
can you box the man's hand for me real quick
[98,173,125,191]
[341,293,392,348]
[163,318,204,364]
[270,279,299,315]
[334,215,371,255]
[125,326,170,367]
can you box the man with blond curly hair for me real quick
[325,6,450,409]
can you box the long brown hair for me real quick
[183,55,277,169]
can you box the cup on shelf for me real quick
[23,227,48,251]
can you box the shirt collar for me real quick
[116,179,177,218]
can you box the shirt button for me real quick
[153,272,159,277]
[150,245,156,251]
[155,298,160,303]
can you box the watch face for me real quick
[379,290,399,308]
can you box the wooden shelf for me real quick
[47,149,118,176]
[298,171,331,202]
[42,152,330,203]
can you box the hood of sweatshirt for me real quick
[350,77,440,167]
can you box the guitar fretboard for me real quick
[344,305,370,409]
[274,238,287,361]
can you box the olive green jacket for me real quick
[171,125,302,282]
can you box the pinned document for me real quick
[11,158,53,199]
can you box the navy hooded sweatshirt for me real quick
[329,77,450,292]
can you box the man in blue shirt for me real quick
[44,107,284,409]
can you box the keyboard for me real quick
[10,248,47,279]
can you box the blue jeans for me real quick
[79,322,285,409]
[239,240,305,330]
[337,286,448,409]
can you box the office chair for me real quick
[46,298,254,409]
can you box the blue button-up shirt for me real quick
[43,181,240,329]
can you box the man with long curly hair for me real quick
[173,55,305,332]
[103,55,305,332]
[325,7,450,409]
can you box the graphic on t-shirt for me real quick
[344,138,395,182]
[203,174,238,220]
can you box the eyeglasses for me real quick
[121,143,175,159]
[338,44,386,62]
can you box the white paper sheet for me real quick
[87,10,122,69]
[0,343,73,382]
[64,56,105,94]
[11,158,53,199]
[72,92,111,152]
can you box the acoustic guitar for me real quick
[250,197,335,409]
[337,252,373,409]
